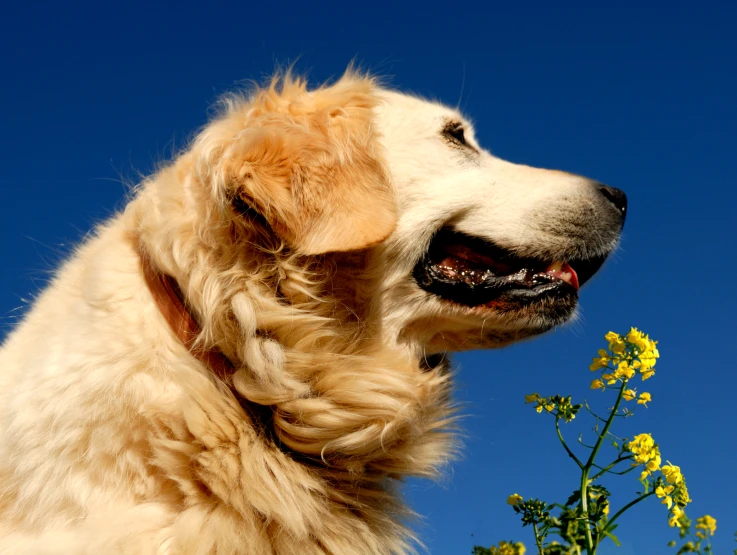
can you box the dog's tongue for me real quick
[544,261,579,291]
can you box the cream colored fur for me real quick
[0,71,621,554]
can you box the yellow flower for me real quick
[628,433,662,476]
[610,339,626,355]
[641,368,655,381]
[590,379,606,391]
[634,357,656,370]
[662,464,683,485]
[655,485,675,497]
[602,501,610,516]
[656,485,675,508]
[637,392,652,406]
[640,452,662,478]
[601,372,617,384]
[488,541,526,555]
[507,493,523,506]
[604,331,620,343]
[627,327,658,353]
[604,331,626,354]
[626,327,647,348]
[590,349,610,371]
[669,505,684,527]
[525,393,541,404]
[614,361,636,380]
[646,453,662,473]
[695,515,717,536]
[622,389,636,401]
[590,360,607,371]
[528,395,555,414]
[628,433,655,454]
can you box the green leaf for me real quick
[564,490,581,507]
[601,529,621,547]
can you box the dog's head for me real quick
[373,90,626,353]
[186,72,625,356]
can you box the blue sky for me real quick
[1,1,735,553]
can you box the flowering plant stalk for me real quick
[473,328,722,555]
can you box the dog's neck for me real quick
[135,183,455,476]
[139,246,235,384]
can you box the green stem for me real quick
[580,382,628,555]
[594,466,638,477]
[590,455,634,481]
[582,399,607,422]
[584,383,627,469]
[556,418,584,469]
[532,521,545,555]
[579,467,594,554]
[604,491,655,530]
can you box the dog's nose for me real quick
[598,185,627,219]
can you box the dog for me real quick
[0,71,626,554]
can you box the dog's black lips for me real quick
[412,229,607,308]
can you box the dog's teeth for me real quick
[547,261,563,272]
[544,261,580,291]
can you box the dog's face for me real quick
[371,91,626,352]
[196,73,625,356]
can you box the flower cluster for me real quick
[667,513,717,553]
[627,433,662,480]
[507,496,551,528]
[625,328,660,377]
[694,515,717,538]
[589,329,658,405]
[489,541,526,555]
[525,393,554,414]
[626,434,691,527]
[473,540,527,555]
[621,389,651,406]
[525,394,581,422]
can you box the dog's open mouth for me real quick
[413,229,607,309]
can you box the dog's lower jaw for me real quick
[382,294,563,356]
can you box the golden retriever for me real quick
[0,71,626,554]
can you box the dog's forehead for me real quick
[375,89,472,137]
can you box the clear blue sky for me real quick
[1,1,735,553]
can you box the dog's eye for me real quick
[442,122,467,147]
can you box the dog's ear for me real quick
[197,74,396,255]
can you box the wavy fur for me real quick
[0,73,454,554]
[0,69,622,554]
